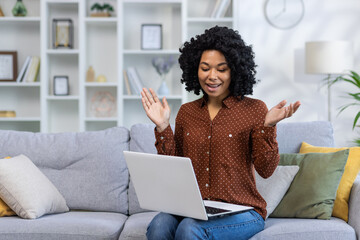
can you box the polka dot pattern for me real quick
[154,96,280,219]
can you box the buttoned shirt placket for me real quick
[206,120,212,200]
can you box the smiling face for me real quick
[198,50,231,104]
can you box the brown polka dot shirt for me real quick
[154,95,280,219]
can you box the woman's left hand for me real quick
[264,100,301,127]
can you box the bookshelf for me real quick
[0,0,235,133]
[0,0,41,132]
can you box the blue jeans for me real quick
[146,210,265,240]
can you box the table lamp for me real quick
[305,41,354,121]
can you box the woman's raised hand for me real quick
[141,88,171,132]
[264,100,301,127]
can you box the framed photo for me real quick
[53,76,69,96]
[52,19,74,49]
[0,51,17,81]
[141,24,162,50]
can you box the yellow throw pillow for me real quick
[0,157,16,217]
[299,142,360,222]
[0,198,15,217]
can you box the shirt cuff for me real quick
[154,125,173,142]
[252,125,277,138]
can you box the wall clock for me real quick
[264,0,305,30]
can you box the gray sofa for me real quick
[0,121,358,240]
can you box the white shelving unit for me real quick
[82,0,118,131]
[0,0,235,133]
[0,0,41,132]
[40,0,82,132]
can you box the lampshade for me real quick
[305,41,354,74]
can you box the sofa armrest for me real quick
[348,175,360,239]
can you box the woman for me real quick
[141,26,300,240]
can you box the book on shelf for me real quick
[16,56,31,82]
[123,70,132,95]
[204,0,216,18]
[23,56,40,83]
[124,69,139,95]
[126,67,145,95]
[22,56,35,83]
[211,0,231,18]
[0,111,16,118]
[210,0,222,17]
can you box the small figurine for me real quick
[96,75,107,83]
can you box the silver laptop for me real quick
[123,151,253,221]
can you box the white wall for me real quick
[236,0,360,147]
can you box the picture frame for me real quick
[141,24,162,50]
[0,51,17,81]
[53,76,69,96]
[52,19,74,49]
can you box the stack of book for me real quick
[0,111,16,118]
[16,56,40,83]
[210,0,231,18]
[123,67,146,95]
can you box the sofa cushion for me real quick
[118,212,159,240]
[276,121,335,153]
[255,165,299,219]
[0,127,130,214]
[0,198,15,217]
[0,156,16,217]
[250,217,356,240]
[0,211,127,240]
[299,142,360,222]
[271,150,349,219]
[0,155,69,219]
[129,123,158,154]
[129,124,164,215]
[349,176,360,240]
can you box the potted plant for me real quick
[329,71,360,145]
[90,2,114,17]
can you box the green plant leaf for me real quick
[347,71,360,86]
[353,138,360,146]
[350,71,360,81]
[337,102,360,115]
[340,77,360,88]
[348,93,360,102]
[353,111,360,130]
[91,3,102,11]
[102,3,114,11]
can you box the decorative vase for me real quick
[157,75,169,96]
[12,0,27,17]
[86,66,95,82]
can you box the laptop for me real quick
[123,151,253,221]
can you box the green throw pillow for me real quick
[270,150,349,220]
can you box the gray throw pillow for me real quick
[255,165,299,219]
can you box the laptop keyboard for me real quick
[205,206,231,215]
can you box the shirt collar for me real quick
[199,95,241,109]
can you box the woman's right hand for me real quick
[141,88,171,132]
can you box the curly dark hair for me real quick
[178,26,258,98]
